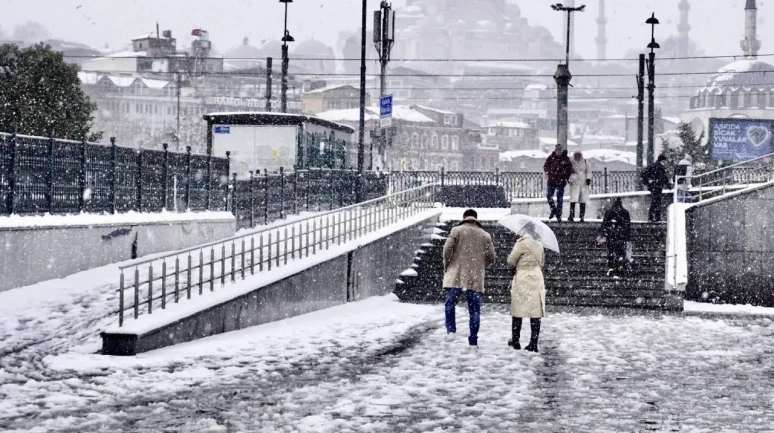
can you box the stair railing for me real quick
[679,152,774,204]
[115,184,438,327]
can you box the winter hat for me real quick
[657,154,667,162]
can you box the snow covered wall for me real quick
[101,212,440,355]
[0,212,235,293]
[685,181,774,306]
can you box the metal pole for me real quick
[565,10,571,67]
[647,51,656,164]
[356,0,368,202]
[8,126,17,214]
[176,73,181,147]
[185,146,192,210]
[281,2,290,113]
[265,57,273,112]
[79,132,87,212]
[47,127,55,214]
[554,65,571,150]
[162,143,169,210]
[637,54,645,171]
[110,137,117,214]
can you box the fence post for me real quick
[110,137,117,214]
[264,169,269,224]
[249,171,255,228]
[293,170,298,215]
[47,127,55,214]
[604,167,609,194]
[136,149,143,212]
[440,166,445,206]
[206,152,213,211]
[225,151,231,211]
[232,173,238,221]
[279,166,285,219]
[185,146,192,210]
[79,132,87,212]
[8,126,18,214]
[162,143,169,211]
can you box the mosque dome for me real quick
[225,37,262,60]
[705,59,774,89]
[293,39,334,58]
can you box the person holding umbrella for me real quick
[499,215,557,353]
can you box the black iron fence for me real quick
[229,168,388,230]
[0,132,230,215]
[389,168,642,201]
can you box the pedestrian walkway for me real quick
[2,293,773,432]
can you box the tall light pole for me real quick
[279,0,294,113]
[551,3,585,152]
[373,1,395,170]
[356,0,368,202]
[646,13,660,164]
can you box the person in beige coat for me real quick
[443,209,496,346]
[568,151,591,222]
[506,222,546,353]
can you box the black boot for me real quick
[579,203,586,223]
[508,317,522,350]
[568,203,576,222]
[525,318,541,353]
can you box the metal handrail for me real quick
[690,152,774,182]
[120,183,434,270]
[116,184,438,326]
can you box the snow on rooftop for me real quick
[304,84,353,94]
[106,50,146,58]
[317,108,380,122]
[491,121,532,129]
[500,150,549,161]
[582,149,636,165]
[538,137,579,147]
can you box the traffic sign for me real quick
[379,95,393,117]
[380,117,392,128]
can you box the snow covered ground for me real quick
[3,286,774,432]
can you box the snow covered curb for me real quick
[684,301,774,316]
[0,210,235,229]
[106,209,441,335]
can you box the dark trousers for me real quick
[512,317,541,345]
[648,190,662,222]
[607,240,627,274]
[445,288,482,345]
[546,184,565,218]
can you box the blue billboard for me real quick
[709,118,774,162]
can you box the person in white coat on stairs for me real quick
[568,151,591,222]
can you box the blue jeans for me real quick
[445,288,482,345]
[547,184,565,217]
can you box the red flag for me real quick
[191,29,202,36]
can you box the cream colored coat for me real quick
[442,219,496,293]
[569,157,591,203]
[508,236,546,318]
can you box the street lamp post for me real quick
[646,13,660,164]
[279,0,294,113]
[551,3,585,152]
[356,0,368,202]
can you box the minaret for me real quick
[741,0,761,58]
[563,0,577,57]
[595,0,607,60]
[677,0,690,57]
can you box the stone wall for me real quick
[686,183,774,306]
[0,218,235,292]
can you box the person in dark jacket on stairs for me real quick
[641,155,672,222]
[543,146,573,223]
[598,198,632,277]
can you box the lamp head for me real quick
[279,0,293,3]
[551,3,564,11]
[282,30,295,43]
[646,13,660,25]
[647,38,660,50]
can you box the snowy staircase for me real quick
[394,220,682,311]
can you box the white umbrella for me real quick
[498,214,560,253]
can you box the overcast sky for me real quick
[2,0,771,60]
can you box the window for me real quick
[758,92,766,108]
[136,103,141,113]
[431,134,438,149]
[421,134,429,149]
[411,133,419,149]
[154,105,159,115]
[744,92,753,108]
[731,91,740,109]
[451,136,459,151]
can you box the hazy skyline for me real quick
[3,0,772,61]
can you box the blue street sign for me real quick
[380,95,393,118]
[214,126,231,134]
